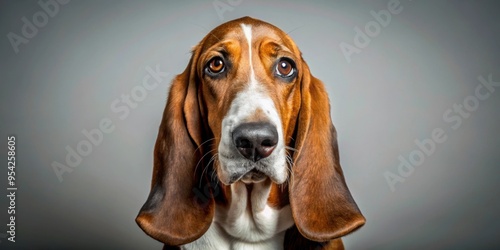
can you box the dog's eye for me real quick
[206,57,225,76]
[275,58,295,78]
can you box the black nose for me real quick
[232,122,279,162]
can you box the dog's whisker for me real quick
[194,138,216,155]
[199,153,220,188]
[194,148,218,179]
[285,26,303,37]
[284,151,295,186]
[285,146,298,152]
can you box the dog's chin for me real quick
[218,166,286,185]
[240,169,268,184]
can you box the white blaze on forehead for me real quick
[241,23,257,85]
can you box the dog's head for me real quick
[136,16,364,246]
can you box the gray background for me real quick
[1,0,499,249]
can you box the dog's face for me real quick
[136,17,365,246]
[196,21,303,185]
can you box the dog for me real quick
[136,16,365,249]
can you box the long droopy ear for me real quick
[136,49,214,246]
[289,62,365,242]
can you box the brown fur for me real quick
[136,16,365,249]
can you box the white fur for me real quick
[183,181,294,250]
[242,24,256,87]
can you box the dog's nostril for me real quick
[237,139,252,148]
[261,139,274,147]
[232,122,278,162]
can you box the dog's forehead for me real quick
[200,17,298,53]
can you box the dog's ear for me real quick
[284,225,345,249]
[136,47,215,246]
[289,61,365,242]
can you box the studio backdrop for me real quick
[1,0,499,249]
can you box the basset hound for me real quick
[136,16,365,249]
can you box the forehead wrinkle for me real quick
[251,24,297,49]
[249,27,300,77]
[201,40,238,57]
[259,41,296,68]
[200,27,246,53]
[262,40,293,54]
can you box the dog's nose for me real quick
[232,122,278,162]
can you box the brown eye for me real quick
[207,57,225,74]
[275,59,295,78]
